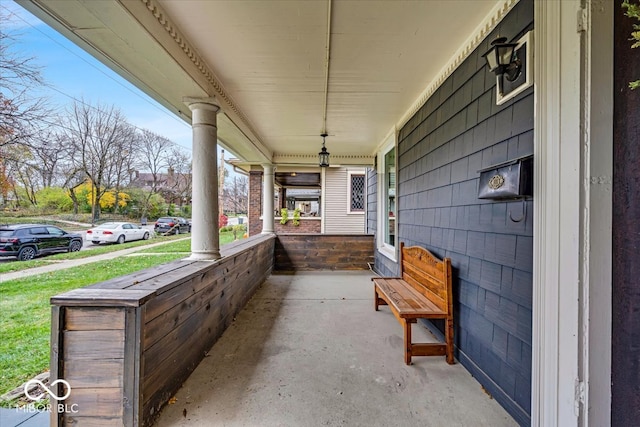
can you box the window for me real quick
[349,173,365,213]
[377,134,397,260]
[383,148,396,247]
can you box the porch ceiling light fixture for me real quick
[482,36,521,82]
[319,133,330,167]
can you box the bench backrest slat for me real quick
[400,242,452,314]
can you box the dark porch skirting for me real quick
[274,234,374,271]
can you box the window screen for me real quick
[350,174,365,212]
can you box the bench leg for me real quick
[374,286,387,311]
[374,287,379,311]
[445,316,454,365]
[403,320,412,365]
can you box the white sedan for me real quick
[86,222,150,245]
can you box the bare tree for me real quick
[0,123,70,208]
[0,10,51,148]
[0,159,13,206]
[165,146,192,212]
[134,129,173,217]
[0,9,52,205]
[2,143,39,205]
[104,123,137,214]
[63,100,133,224]
[62,168,86,215]
[22,126,68,188]
[224,175,248,215]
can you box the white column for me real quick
[184,97,221,260]
[262,164,275,233]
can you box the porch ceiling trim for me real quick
[395,0,519,132]
[273,154,374,167]
[122,0,272,162]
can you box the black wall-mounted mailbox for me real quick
[478,155,533,200]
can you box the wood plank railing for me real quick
[49,234,275,426]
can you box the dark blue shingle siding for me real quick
[393,0,534,424]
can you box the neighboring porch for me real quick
[155,271,515,426]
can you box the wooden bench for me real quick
[372,242,454,365]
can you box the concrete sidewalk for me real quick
[0,407,48,427]
[0,237,190,283]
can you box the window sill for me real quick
[377,244,396,262]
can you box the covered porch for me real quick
[50,233,514,426]
[14,0,638,425]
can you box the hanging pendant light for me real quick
[318,133,330,167]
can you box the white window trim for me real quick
[346,170,366,215]
[320,167,326,234]
[377,133,397,261]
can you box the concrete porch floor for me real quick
[155,271,516,427]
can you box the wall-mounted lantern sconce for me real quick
[482,31,533,105]
[482,36,522,82]
[319,133,330,167]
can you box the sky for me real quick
[2,0,195,153]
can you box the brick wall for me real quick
[274,218,321,234]
[375,1,534,424]
[248,171,263,236]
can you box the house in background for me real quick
[236,163,367,235]
[15,0,638,425]
[129,168,192,209]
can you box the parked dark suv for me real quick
[0,224,84,261]
[154,217,191,235]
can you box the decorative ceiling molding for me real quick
[273,153,374,166]
[274,154,374,160]
[138,0,271,161]
[396,0,519,130]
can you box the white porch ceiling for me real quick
[18,0,504,166]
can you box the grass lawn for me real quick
[0,216,82,228]
[0,232,241,274]
[141,231,237,253]
[0,234,185,275]
[0,231,244,401]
